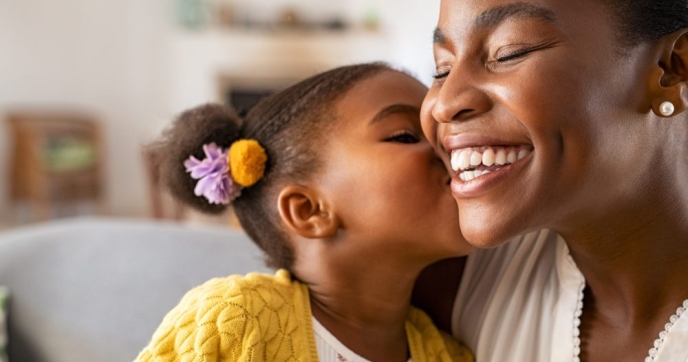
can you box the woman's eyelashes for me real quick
[433,68,451,80]
[495,46,537,62]
[432,42,555,80]
[491,42,557,65]
[431,46,535,81]
[385,130,419,144]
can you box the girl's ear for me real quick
[648,30,688,117]
[277,184,340,239]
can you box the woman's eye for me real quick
[433,70,450,80]
[386,132,419,144]
[496,47,535,62]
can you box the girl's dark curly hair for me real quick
[150,62,393,270]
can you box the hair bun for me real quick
[152,103,242,214]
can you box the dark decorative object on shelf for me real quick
[226,88,275,117]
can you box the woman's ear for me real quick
[277,184,340,239]
[648,31,688,117]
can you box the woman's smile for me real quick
[451,147,533,198]
[448,145,533,197]
[439,133,534,197]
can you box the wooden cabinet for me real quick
[6,110,107,221]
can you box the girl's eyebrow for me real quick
[369,104,420,125]
[433,2,557,45]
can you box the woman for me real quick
[420,1,688,361]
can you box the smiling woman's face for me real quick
[421,0,662,247]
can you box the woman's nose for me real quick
[430,68,493,124]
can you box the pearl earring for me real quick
[659,101,675,117]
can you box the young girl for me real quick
[135,63,473,362]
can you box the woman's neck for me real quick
[561,187,688,325]
[294,245,429,362]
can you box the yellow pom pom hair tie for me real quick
[229,139,268,188]
[184,139,266,205]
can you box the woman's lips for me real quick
[449,149,533,198]
[450,146,532,181]
[441,134,534,197]
[442,134,526,152]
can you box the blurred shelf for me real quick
[6,110,107,221]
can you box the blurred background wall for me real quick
[0,0,440,226]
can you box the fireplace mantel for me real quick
[166,28,392,114]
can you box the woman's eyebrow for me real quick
[369,104,420,125]
[475,2,557,29]
[433,2,557,44]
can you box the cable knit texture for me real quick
[134,270,473,362]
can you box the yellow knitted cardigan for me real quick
[135,270,473,362]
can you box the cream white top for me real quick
[452,229,688,362]
[313,317,372,362]
[312,317,413,362]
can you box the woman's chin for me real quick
[459,214,522,249]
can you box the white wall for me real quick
[0,0,440,220]
[348,0,441,83]
[0,0,169,218]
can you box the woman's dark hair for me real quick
[603,1,688,45]
[151,62,393,270]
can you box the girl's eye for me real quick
[386,131,419,144]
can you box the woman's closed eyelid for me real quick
[432,58,452,80]
[432,63,452,80]
[432,39,555,78]
[433,70,451,80]
[494,45,539,62]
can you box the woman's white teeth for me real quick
[459,150,471,169]
[495,149,507,165]
[470,151,482,166]
[482,148,495,166]
[451,146,533,179]
[459,168,491,181]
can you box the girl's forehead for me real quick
[342,71,426,105]
[333,71,426,124]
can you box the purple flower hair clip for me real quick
[184,143,242,205]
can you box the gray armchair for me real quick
[0,217,270,362]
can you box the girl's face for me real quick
[422,0,660,247]
[318,70,470,264]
